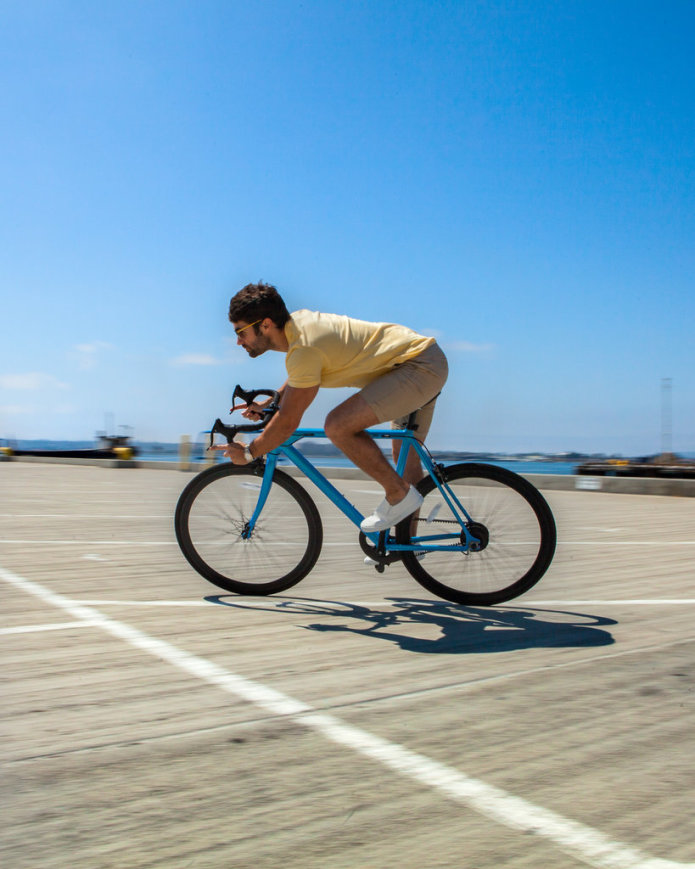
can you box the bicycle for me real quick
[174,386,557,606]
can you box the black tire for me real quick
[397,463,556,605]
[175,463,323,595]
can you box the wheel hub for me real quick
[464,521,489,552]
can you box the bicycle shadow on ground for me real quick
[205,596,617,654]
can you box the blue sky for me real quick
[1,0,693,454]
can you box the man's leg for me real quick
[392,437,424,488]
[324,394,410,504]
[390,391,440,488]
[334,345,446,532]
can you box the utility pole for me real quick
[661,377,672,457]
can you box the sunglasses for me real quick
[234,318,263,336]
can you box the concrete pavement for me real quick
[2,462,695,868]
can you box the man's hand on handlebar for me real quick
[209,441,252,464]
[207,385,284,464]
[235,399,272,422]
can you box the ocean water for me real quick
[138,450,578,476]
[5,437,580,475]
[278,456,579,475]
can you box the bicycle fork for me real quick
[239,454,278,538]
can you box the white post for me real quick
[179,435,191,471]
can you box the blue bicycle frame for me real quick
[245,427,482,554]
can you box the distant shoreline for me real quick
[4,439,693,481]
[5,438,684,464]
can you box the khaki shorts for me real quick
[359,342,448,439]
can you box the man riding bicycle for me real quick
[219,282,448,533]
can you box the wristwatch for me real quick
[243,444,254,463]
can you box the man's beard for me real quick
[246,339,269,358]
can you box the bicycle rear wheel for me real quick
[397,463,556,605]
[175,463,323,595]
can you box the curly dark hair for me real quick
[228,282,291,329]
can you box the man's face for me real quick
[233,319,271,358]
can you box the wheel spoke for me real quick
[175,465,322,595]
[398,464,556,605]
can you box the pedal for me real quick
[364,554,391,570]
[359,531,398,571]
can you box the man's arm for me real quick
[222,384,319,464]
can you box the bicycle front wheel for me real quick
[175,463,323,595]
[397,463,556,605]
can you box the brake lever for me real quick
[208,419,236,450]
[232,385,280,414]
[207,386,281,450]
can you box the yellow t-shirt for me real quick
[284,310,435,389]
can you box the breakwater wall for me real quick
[2,453,695,497]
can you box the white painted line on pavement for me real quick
[557,541,695,545]
[73,599,212,606]
[1,538,694,546]
[69,598,695,607]
[0,514,172,519]
[294,711,694,869]
[523,599,695,605]
[0,540,178,546]
[0,539,355,547]
[0,620,99,635]
[2,564,692,869]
